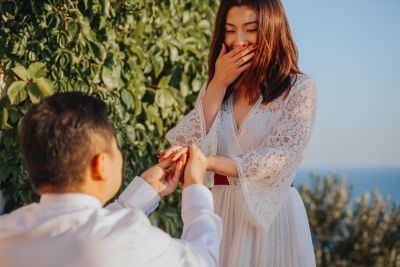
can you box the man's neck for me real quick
[38,185,107,206]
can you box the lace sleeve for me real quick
[165,82,219,186]
[230,77,318,231]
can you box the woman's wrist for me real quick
[208,79,229,92]
[205,155,215,172]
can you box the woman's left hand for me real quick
[157,145,189,162]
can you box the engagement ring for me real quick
[236,60,241,66]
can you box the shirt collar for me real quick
[40,193,102,208]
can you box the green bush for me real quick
[0,0,218,237]
[299,172,400,267]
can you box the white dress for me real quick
[166,74,317,267]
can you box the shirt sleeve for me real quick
[105,176,161,215]
[230,76,318,231]
[135,184,222,267]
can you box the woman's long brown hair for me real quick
[208,0,302,105]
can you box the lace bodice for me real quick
[166,74,318,231]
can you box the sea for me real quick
[294,167,400,205]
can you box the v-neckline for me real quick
[229,94,263,136]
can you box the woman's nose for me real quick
[233,31,248,48]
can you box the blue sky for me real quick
[282,0,400,169]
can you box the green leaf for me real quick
[8,109,19,123]
[17,44,26,57]
[83,0,89,10]
[1,108,12,129]
[69,9,82,21]
[198,19,210,29]
[121,89,134,109]
[133,21,144,37]
[179,73,189,97]
[0,165,10,179]
[170,46,179,62]
[32,78,55,97]
[3,134,13,149]
[182,44,199,56]
[11,66,28,81]
[102,67,118,89]
[20,191,31,204]
[11,42,20,55]
[1,150,12,161]
[7,81,28,104]
[67,21,81,39]
[151,55,164,77]
[192,78,202,92]
[155,86,180,109]
[28,84,42,103]
[0,96,10,109]
[135,123,146,132]
[126,125,136,143]
[101,0,111,18]
[158,75,172,89]
[145,105,164,135]
[89,41,107,62]
[27,62,46,79]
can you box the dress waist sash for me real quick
[214,173,294,187]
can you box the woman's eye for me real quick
[225,30,235,33]
[248,29,258,32]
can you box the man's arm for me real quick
[106,156,184,214]
[105,176,160,215]
[136,183,221,267]
[109,143,222,266]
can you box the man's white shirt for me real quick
[0,177,222,267]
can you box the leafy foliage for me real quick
[299,172,400,267]
[0,0,218,237]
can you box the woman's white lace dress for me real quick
[166,74,317,267]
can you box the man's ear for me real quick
[91,153,109,181]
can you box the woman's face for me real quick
[224,5,258,51]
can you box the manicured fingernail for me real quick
[243,43,247,48]
[253,44,257,48]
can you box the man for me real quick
[0,92,222,267]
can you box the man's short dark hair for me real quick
[19,92,115,192]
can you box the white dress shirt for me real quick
[0,177,222,267]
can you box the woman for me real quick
[160,0,317,266]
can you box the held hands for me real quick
[211,43,257,88]
[157,143,208,190]
[182,143,208,190]
[140,155,186,197]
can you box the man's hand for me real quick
[182,143,208,190]
[140,155,186,197]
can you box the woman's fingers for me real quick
[223,43,256,58]
[217,43,227,59]
[171,146,189,161]
[168,160,183,187]
[157,146,182,158]
[235,50,256,68]
[211,43,257,89]
[217,43,257,72]
[224,43,248,58]
[231,44,257,63]
[157,146,189,162]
